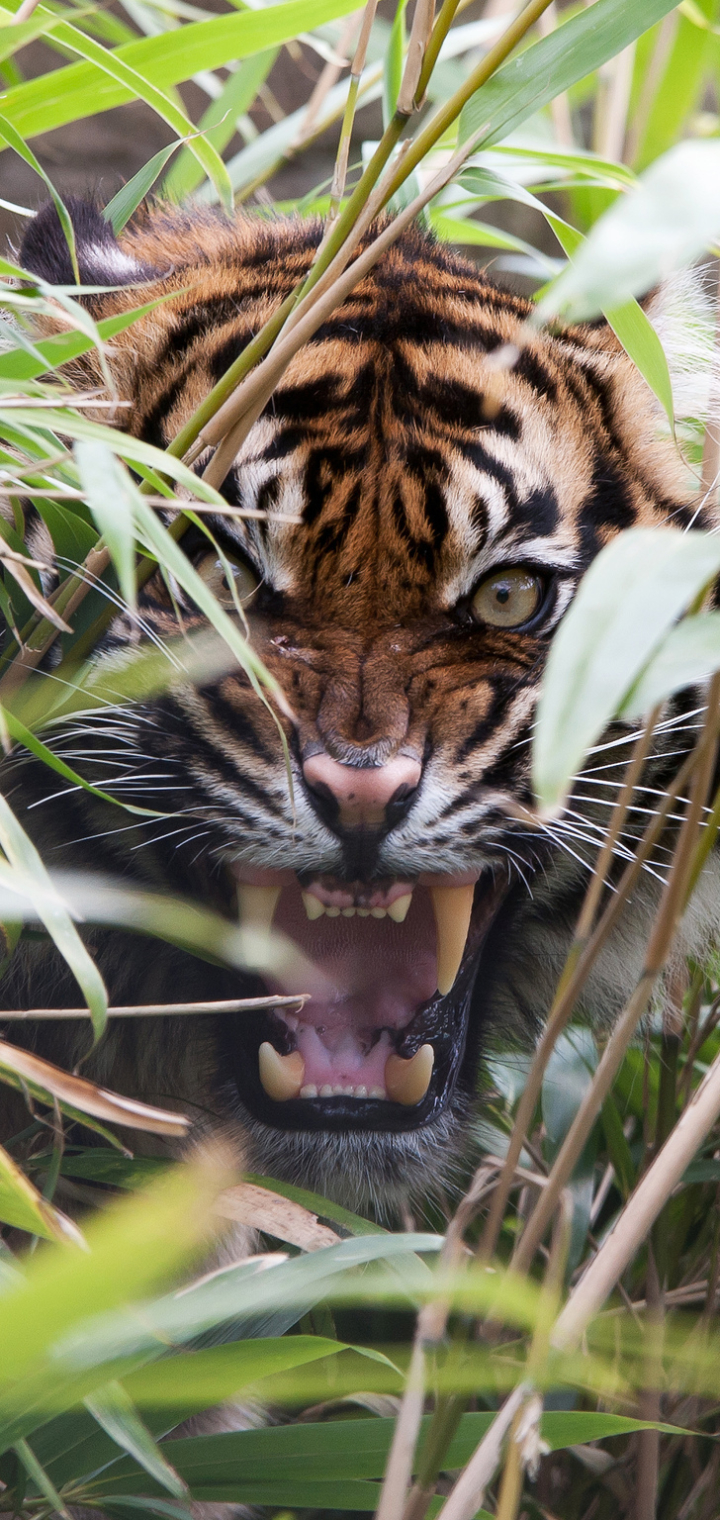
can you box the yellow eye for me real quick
[196,550,259,609]
[471,567,544,629]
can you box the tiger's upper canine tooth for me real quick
[258,1042,304,1101]
[237,882,281,935]
[387,892,412,923]
[385,1044,434,1106]
[430,883,475,996]
[302,892,325,921]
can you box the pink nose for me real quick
[302,753,422,828]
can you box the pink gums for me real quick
[268,885,438,1089]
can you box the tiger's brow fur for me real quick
[5,202,720,1213]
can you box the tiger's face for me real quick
[17,202,712,1204]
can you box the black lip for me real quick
[217,872,510,1134]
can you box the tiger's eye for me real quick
[471,568,543,628]
[196,551,259,609]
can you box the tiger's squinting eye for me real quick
[470,567,544,629]
[196,550,259,609]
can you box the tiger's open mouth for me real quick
[223,866,509,1133]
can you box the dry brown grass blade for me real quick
[0,994,308,1019]
[216,1182,341,1250]
[0,1038,191,1135]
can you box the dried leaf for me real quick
[217,1182,341,1251]
[0,1039,190,1137]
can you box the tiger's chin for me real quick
[216,867,510,1209]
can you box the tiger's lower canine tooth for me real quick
[258,1042,304,1101]
[385,1044,434,1106]
[430,883,475,996]
[237,883,281,936]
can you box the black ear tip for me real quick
[20,196,153,288]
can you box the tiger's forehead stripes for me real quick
[73,209,703,631]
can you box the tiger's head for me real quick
[16,200,717,1207]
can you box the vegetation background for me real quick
[3,1,720,1518]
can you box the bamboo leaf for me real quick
[0,109,79,282]
[103,144,183,236]
[621,610,720,717]
[0,1038,191,1136]
[460,0,680,149]
[0,793,108,1042]
[75,440,136,613]
[533,527,720,813]
[0,1142,84,1244]
[0,0,361,142]
[539,139,720,323]
[85,1383,187,1497]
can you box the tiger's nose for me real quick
[302,753,422,829]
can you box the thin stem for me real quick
[330,0,378,211]
[379,0,555,206]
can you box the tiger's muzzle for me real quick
[221,749,511,1136]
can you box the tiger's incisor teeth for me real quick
[385,1044,434,1105]
[302,892,324,921]
[387,893,412,923]
[237,883,281,935]
[430,883,475,995]
[258,1042,304,1101]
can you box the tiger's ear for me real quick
[20,197,158,289]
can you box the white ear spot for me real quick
[85,243,143,283]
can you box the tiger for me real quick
[4,196,720,1214]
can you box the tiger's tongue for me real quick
[269,886,438,1088]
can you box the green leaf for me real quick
[0,109,79,282]
[533,527,720,813]
[542,1028,598,1271]
[0,293,184,383]
[539,139,720,323]
[163,49,277,202]
[0,1142,83,1243]
[75,440,136,612]
[545,212,675,431]
[53,1234,443,1368]
[620,610,720,718]
[33,14,233,214]
[0,793,108,1042]
[0,0,362,143]
[604,298,675,434]
[120,1336,351,1415]
[14,1438,71,1520]
[600,1094,636,1199]
[0,1160,224,1388]
[86,1409,691,1505]
[635,0,719,170]
[0,706,168,821]
[84,1383,187,1497]
[104,144,183,236]
[460,0,680,148]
